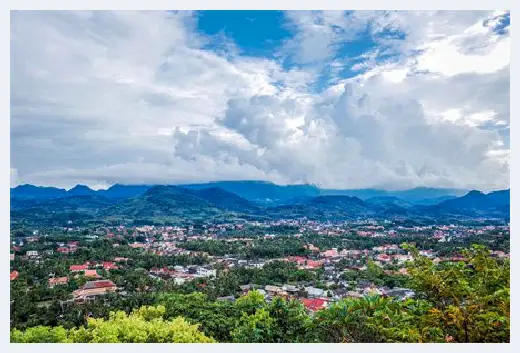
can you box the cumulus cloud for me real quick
[10,10,509,191]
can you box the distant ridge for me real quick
[11,180,480,205]
[10,183,510,226]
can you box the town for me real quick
[10,219,510,318]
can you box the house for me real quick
[70,264,88,272]
[239,284,253,295]
[216,296,236,302]
[57,247,70,254]
[363,287,385,296]
[394,254,413,264]
[419,250,435,258]
[174,265,185,272]
[197,267,216,278]
[332,287,349,299]
[265,285,284,297]
[113,257,129,262]
[247,262,265,269]
[10,270,19,281]
[321,249,338,258]
[10,253,15,261]
[44,250,54,256]
[72,280,117,300]
[256,289,267,297]
[282,284,299,295]
[103,262,118,271]
[385,288,415,301]
[305,260,324,269]
[26,250,39,257]
[301,298,327,312]
[305,244,320,252]
[375,254,392,263]
[48,277,69,288]
[129,243,146,249]
[305,286,325,298]
[84,269,100,278]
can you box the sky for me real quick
[10,10,510,191]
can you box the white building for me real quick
[197,267,216,278]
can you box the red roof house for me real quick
[48,277,69,288]
[305,260,324,269]
[10,270,19,281]
[103,262,118,270]
[301,298,327,312]
[70,264,88,272]
[84,269,100,278]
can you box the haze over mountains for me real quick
[10,181,510,226]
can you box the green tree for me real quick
[11,305,215,343]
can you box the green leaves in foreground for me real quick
[10,305,215,343]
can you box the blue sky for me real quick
[10,10,510,190]
[196,11,292,57]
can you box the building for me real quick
[103,262,118,271]
[216,296,236,302]
[10,270,19,281]
[72,280,117,300]
[26,250,39,257]
[385,288,415,301]
[70,264,88,272]
[301,298,327,312]
[48,277,69,288]
[282,284,299,295]
[197,267,216,278]
[305,286,325,298]
[84,269,100,278]
[321,249,338,258]
[265,285,285,297]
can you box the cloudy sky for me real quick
[10,10,510,191]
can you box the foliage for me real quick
[11,305,215,343]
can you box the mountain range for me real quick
[10,181,510,226]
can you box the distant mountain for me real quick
[10,182,509,225]
[186,187,259,212]
[102,185,225,221]
[319,187,467,204]
[365,196,411,208]
[180,180,320,204]
[418,189,510,218]
[67,184,97,197]
[11,184,67,199]
[10,195,117,225]
[98,184,152,199]
[9,182,466,205]
[265,195,377,220]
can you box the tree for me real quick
[11,305,215,343]
[231,307,275,343]
[403,244,510,342]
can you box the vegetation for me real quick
[11,244,509,343]
[11,305,215,343]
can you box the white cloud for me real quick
[10,10,509,191]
